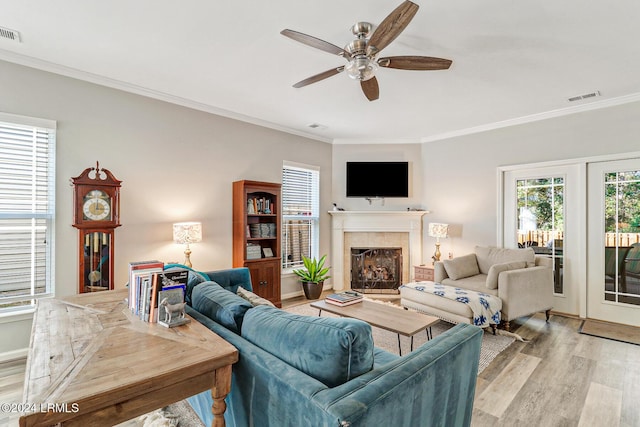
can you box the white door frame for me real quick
[498,151,640,321]
[499,164,585,316]
[586,158,640,326]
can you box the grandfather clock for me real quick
[71,162,122,293]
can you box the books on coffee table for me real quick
[325,291,363,307]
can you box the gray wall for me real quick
[329,101,640,264]
[0,60,332,354]
[331,143,424,211]
[421,101,640,259]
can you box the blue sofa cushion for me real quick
[191,282,252,334]
[163,263,210,305]
[241,306,374,387]
[205,267,253,294]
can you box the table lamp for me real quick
[428,223,449,263]
[173,221,202,267]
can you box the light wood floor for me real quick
[0,358,26,427]
[2,296,639,427]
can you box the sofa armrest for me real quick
[185,305,330,427]
[314,323,482,427]
[535,255,553,268]
[497,266,553,321]
[434,261,448,282]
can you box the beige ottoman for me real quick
[400,281,498,334]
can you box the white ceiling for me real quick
[1,0,640,144]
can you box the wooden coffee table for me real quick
[310,299,439,355]
[20,289,238,427]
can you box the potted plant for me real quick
[293,255,331,299]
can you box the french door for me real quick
[502,164,583,316]
[587,159,640,326]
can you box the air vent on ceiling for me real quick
[307,123,327,130]
[568,91,601,102]
[0,26,21,42]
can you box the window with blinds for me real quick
[0,113,56,313]
[282,163,319,270]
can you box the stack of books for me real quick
[325,291,363,307]
[127,260,188,323]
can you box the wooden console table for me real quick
[20,289,238,427]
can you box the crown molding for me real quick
[0,50,331,144]
[3,49,639,147]
[420,92,640,144]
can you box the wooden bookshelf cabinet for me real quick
[233,180,282,307]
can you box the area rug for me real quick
[285,302,515,374]
[579,319,640,345]
[115,400,203,427]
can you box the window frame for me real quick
[281,161,320,272]
[0,112,56,315]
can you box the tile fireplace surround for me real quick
[328,211,427,291]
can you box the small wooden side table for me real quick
[20,289,238,427]
[414,265,434,282]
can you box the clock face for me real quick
[82,190,111,221]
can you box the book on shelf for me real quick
[248,196,273,215]
[140,276,152,322]
[149,269,189,323]
[325,291,363,306]
[128,260,163,314]
[246,243,262,260]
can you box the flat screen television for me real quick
[346,161,409,198]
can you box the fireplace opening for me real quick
[350,247,402,294]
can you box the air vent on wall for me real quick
[0,26,21,42]
[568,91,601,102]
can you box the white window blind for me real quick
[0,113,56,313]
[282,163,319,269]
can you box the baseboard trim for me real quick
[282,284,332,301]
[281,290,304,301]
[0,348,28,363]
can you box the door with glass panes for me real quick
[503,165,582,316]
[587,159,640,326]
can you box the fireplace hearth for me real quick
[350,247,402,293]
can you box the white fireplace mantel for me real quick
[328,211,428,290]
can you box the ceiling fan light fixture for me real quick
[345,56,378,81]
[281,1,452,100]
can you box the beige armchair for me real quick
[432,246,554,331]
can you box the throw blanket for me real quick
[402,282,501,328]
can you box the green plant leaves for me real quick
[292,255,331,283]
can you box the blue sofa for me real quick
[178,266,483,427]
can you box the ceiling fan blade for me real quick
[293,66,345,88]
[281,29,348,58]
[379,56,452,70]
[368,1,419,53]
[361,77,380,101]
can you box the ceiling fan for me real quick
[281,0,452,101]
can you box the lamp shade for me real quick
[428,223,449,239]
[173,222,202,244]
